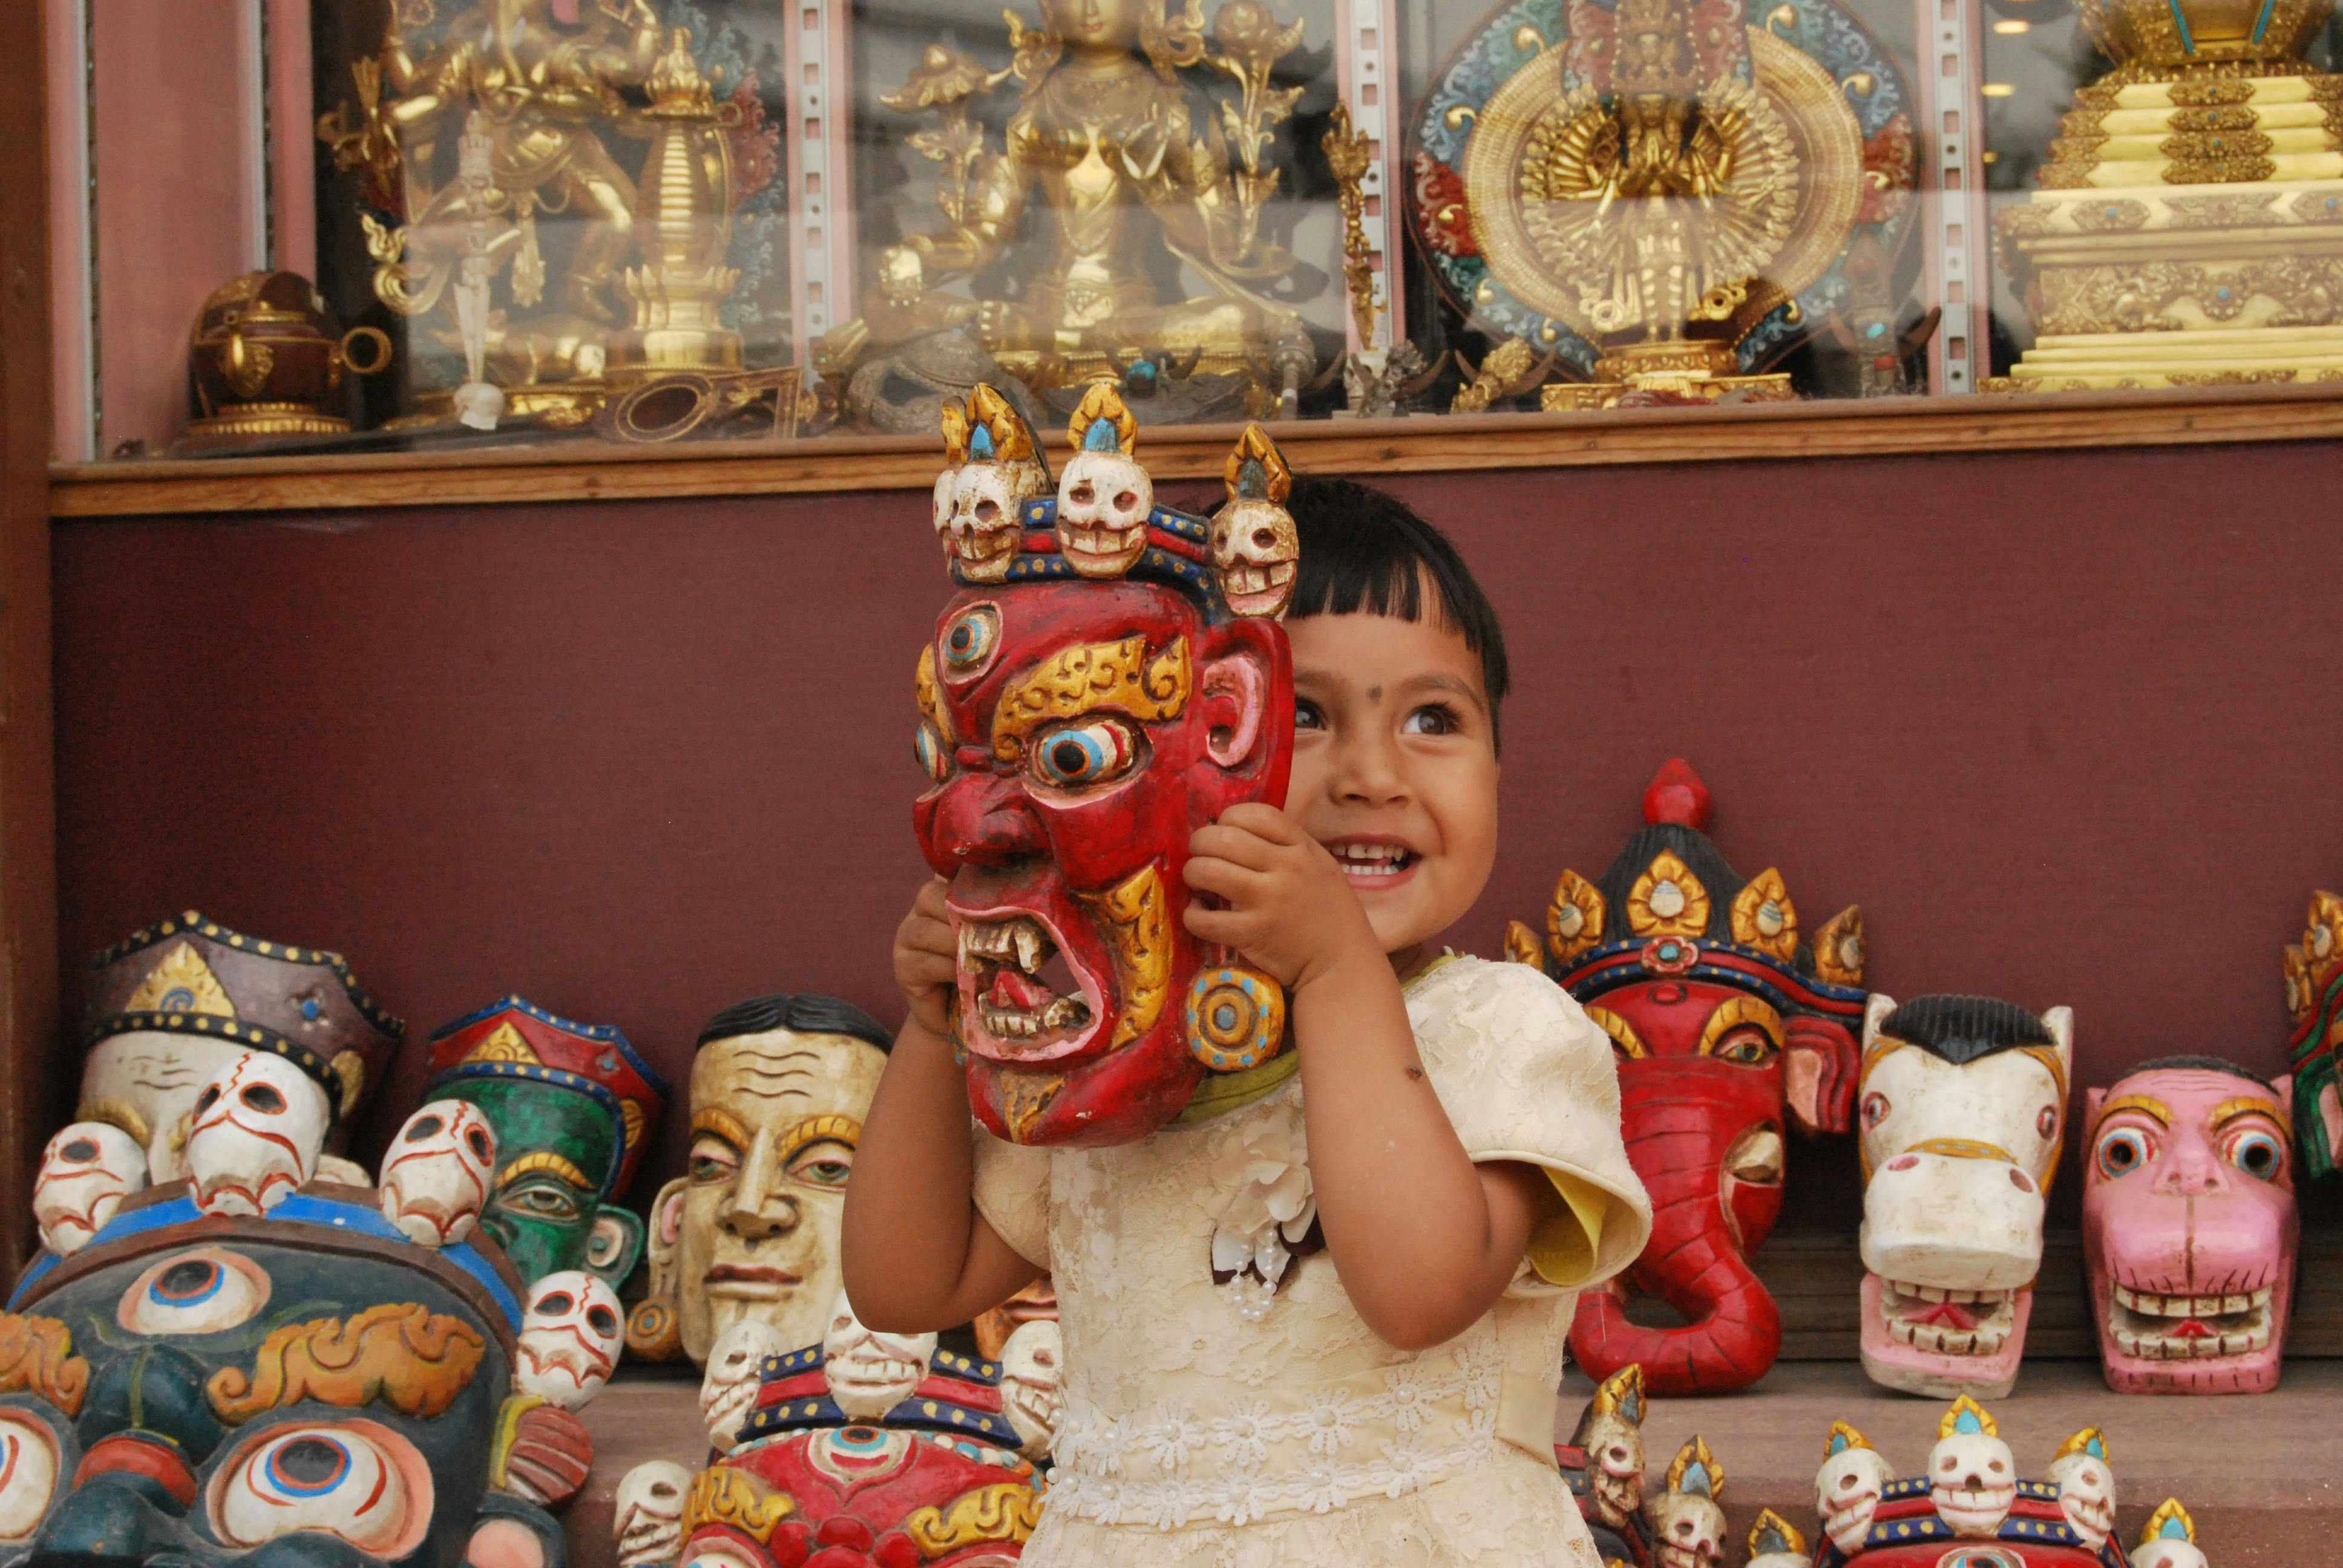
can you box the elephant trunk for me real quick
[1568,1071,1784,1396]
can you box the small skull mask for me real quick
[699,1318,788,1452]
[2050,1432,2115,1549]
[33,1121,146,1256]
[1210,498,1299,619]
[931,468,957,551]
[1056,449,1152,578]
[1815,1436,1893,1554]
[820,1290,936,1420]
[947,463,1031,584]
[517,1270,624,1410]
[1928,1427,2017,1537]
[612,1460,692,1568]
[998,1317,1064,1459]
[378,1099,497,1247]
[185,1054,328,1217]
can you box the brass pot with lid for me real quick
[175,270,393,452]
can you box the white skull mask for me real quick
[1648,1490,1726,1568]
[185,1054,328,1218]
[1055,449,1152,578]
[998,1318,1064,1459]
[1817,1445,1893,1553]
[1929,1429,2017,1537]
[2050,1443,2116,1549]
[931,467,957,552]
[1581,1411,1644,1528]
[33,1122,147,1256]
[612,1460,692,1568]
[699,1318,788,1452]
[947,463,1027,583]
[378,1100,497,1247]
[1210,498,1299,618]
[517,1270,624,1411]
[820,1291,935,1420]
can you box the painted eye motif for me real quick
[2223,1125,2286,1181]
[117,1247,271,1334]
[688,1132,742,1185]
[2094,1126,2156,1180]
[1860,1091,1890,1131]
[1710,1028,1775,1067]
[787,1139,855,1189]
[0,1411,60,1542]
[2036,1105,2059,1142]
[1030,717,1139,789]
[914,723,951,785]
[209,1420,430,1557]
[940,605,1001,678]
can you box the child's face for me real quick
[1282,606,1499,958]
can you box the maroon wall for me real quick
[50,440,2343,1219]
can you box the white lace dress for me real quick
[973,956,1653,1567]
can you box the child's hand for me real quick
[894,877,959,1040]
[1182,804,1382,993]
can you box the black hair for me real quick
[1283,476,1510,747]
[696,992,893,1054]
[1879,995,2053,1066]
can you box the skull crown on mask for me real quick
[185,1053,329,1218]
[32,1122,147,1256]
[379,1099,498,1247]
[517,1270,623,1411]
[916,384,1300,1146]
[698,1318,789,1451]
[997,1318,1064,1459]
[819,1291,935,1421]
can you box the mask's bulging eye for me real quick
[941,605,1002,678]
[2224,1125,2287,1181]
[117,1246,271,1334]
[0,1411,61,1541]
[1031,717,1139,789]
[2094,1126,2155,1181]
[209,1420,431,1557]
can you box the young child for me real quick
[845,477,1651,1567]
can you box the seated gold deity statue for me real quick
[323,0,668,407]
[833,0,1318,411]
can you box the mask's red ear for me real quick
[1785,1016,1860,1134]
[1196,616,1293,797]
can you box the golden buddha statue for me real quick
[829,0,1319,417]
[322,0,751,420]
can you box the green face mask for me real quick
[442,1077,643,1287]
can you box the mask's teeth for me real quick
[1013,921,1046,975]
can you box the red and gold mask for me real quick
[913,385,1299,1146]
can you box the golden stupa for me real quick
[1991,0,2343,388]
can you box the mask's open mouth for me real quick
[957,908,1101,1059]
[1875,1280,2021,1357]
[2107,1283,2273,1360]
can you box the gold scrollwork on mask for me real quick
[1547,870,1607,964]
[1626,851,1708,938]
[903,1483,1043,1555]
[0,1315,89,1416]
[916,645,951,744]
[1697,994,1785,1054]
[683,1466,798,1544]
[1729,868,1799,959]
[462,1021,540,1066]
[1812,904,1866,987]
[208,1302,484,1424]
[1502,920,1542,967]
[1078,863,1171,1049]
[1586,1007,1647,1059]
[991,638,1191,763]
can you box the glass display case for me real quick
[42,0,2343,465]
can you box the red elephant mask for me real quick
[913,385,1297,1146]
[1508,759,1867,1395]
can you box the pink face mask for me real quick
[2083,1058,2298,1395]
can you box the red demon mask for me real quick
[912,386,1297,1146]
[1510,759,1869,1394]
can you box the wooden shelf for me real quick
[563,1357,2330,1568]
[48,381,2343,518]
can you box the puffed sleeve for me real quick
[969,1126,1053,1272]
[1410,957,1652,1295]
